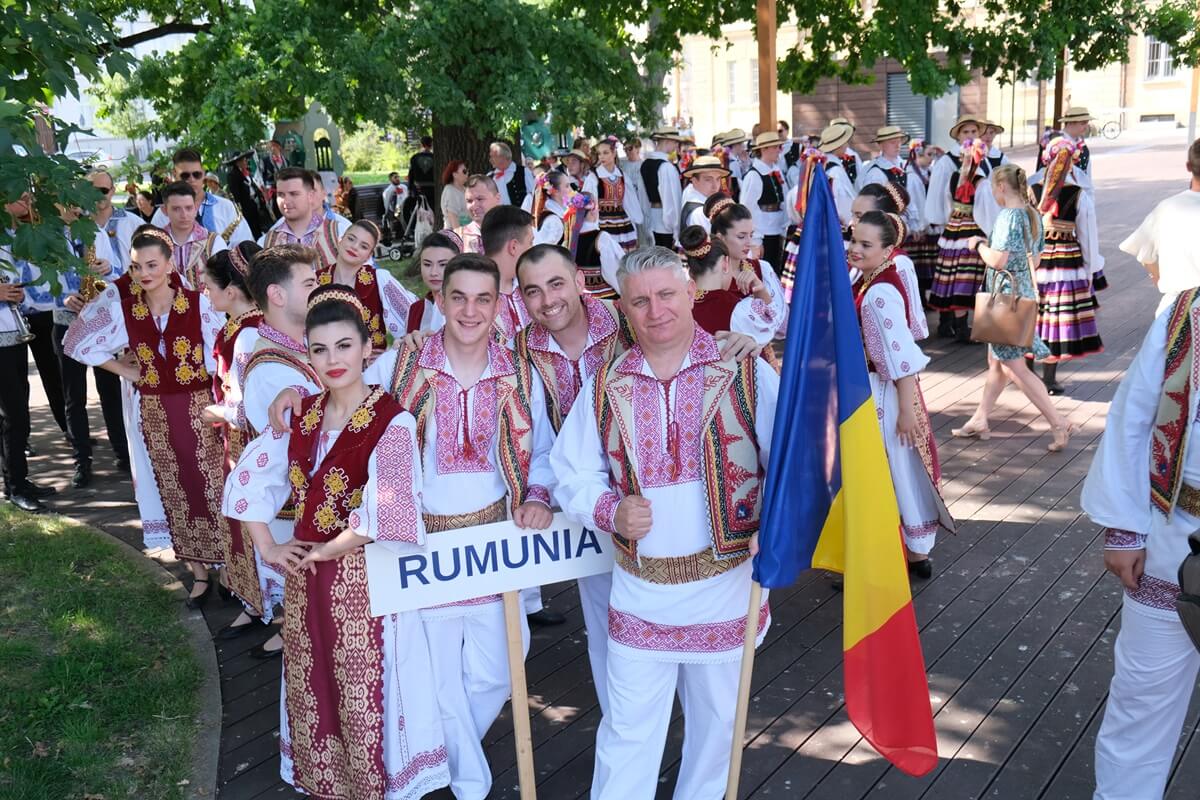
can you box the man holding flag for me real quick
[551,246,779,799]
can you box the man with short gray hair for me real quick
[551,245,780,798]
[488,140,534,207]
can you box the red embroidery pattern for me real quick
[608,602,770,653]
[593,491,620,533]
[419,336,508,475]
[384,746,449,793]
[1127,574,1180,611]
[381,279,414,336]
[373,423,421,543]
[63,301,114,355]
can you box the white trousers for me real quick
[577,572,614,715]
[1094,599,1200,799]
[423,605,529,800]
[592,650,740,800]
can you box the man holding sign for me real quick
[551,246,779,799]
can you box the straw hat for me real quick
[565,149,589,162]
[818,123,854,153]
[681,155,731,178]
[718,128,748,147]
[872,126,910,145]
[948,114,987,140]
[830,117,856,131]
[751,131,787,152]
[984,119,1005,134]
[1058,106,1094,123]
[650,126,687,142]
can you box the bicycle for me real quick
[1091,119,1122,140]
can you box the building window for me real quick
[728,62,738,104]
[1146,36,1176,79]
[751,59,760,104]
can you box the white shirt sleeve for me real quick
[597,232,624,293]
[534,215,565,246]
[376,268,418,339]
[905,168,929,234]
[525,368,556,505]
[756,263,788,336]
[753,357,780,470]
[622,175,644,225]
[1075,189,1105,276]
[223,426,293,523]
[659,162,682,239]
[924,157,955,230]
[972,180,999,237]
[243,362,320,435]
[829,166,856,228]
[347,414,428,550]
[64,298,128,366]
[198,294,223,375]
[740,170,765,246]
[730,296,779,345]
[893,255,929,340]
[1081,308,1168,536]
[551,377,621,532]
[860,283,930,381]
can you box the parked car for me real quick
[65,149,117,170]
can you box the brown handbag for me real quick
[970,268,1038,348]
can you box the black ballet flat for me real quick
[185,578,212,610]
[907,559,933,580]
[1045,382,1065,396]
[215,614,261,640]
[249,641,283,660]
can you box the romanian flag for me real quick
[752,163,937,776]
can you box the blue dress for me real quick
[984,208,1051,362]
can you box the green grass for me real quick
[344,171,394,186]
[0,508,202,800]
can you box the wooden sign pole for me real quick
[503,590,538,800]
[725,581,764,800]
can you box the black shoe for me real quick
[526,609,566,626]
[9,493,46,513]
[24,444,36,457]
[71,462,92,489]
[249,641,284,660]
[217,582,234,602]
[14,480,56,499]
[216,615,262,640]
[185,578,212,610]
[954,316,976,345]
[936,312,955,339]
[1042,363,1064,395]
[115,457,131,474]
[907,559,933,580]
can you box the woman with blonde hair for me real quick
[952,164,1074,452]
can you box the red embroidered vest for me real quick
[593,343,762,561]
[265,217,340,268]
[287,387,403,543]
[123,287,211,395]
[406,294,433,334]
[388,340,536,517]
[213,310,262,404]
[317,264,387,351]
[691,289,742,337]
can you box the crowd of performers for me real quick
[0,112,1112,797]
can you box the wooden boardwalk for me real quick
[29,137,1199,799]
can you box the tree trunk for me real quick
[1052,48,1067,129]
[431,120,491,231]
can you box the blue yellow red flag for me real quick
[752,162,938,776]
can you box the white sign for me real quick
[364,512,616,616]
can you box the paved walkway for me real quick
[27,132,1199,799]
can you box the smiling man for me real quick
[258,167,348,268]
[151,148,253,245]
[551,245,779,799]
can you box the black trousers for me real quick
[761,235,784,276]
[52,323,129,465]
[653,232,675,249]
[26,311,66,434]
[0,342,31,490]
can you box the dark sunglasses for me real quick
[97,187,111,195]
[178,170,205,180]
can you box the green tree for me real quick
[339,123,404,173]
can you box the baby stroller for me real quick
[376,194,434,263]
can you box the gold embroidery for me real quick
[323,467,348,498]
[136,343,155,364]
[289,463,306,489]
[318,272,332,285]
[357,268,374,285]
[172,291,190,314]
[131,301,149,321]
[313,501,339,533]
[348,487,363,511]
[300,402,323,435]
[172,337,191,359]
[347,401,376,433]
[221,427,264,617]
[614,547,748,584]
[422,497,507,532]
[138,388,228,563]
[142,367,160,387]
[175,363,196,384]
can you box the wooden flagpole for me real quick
[503,590,538,799]
[725,580,764,800]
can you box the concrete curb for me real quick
[60,514,222,800]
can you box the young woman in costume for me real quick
[66,225,227,605]
[849,211,952,578]
[405,231,459,333]
[224,286,451,799]
[319,219,417,353]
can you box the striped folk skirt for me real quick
[1035,230,1103,359]
[905,232,939,293]
[599,208,638,252]
[929,209,986,311]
